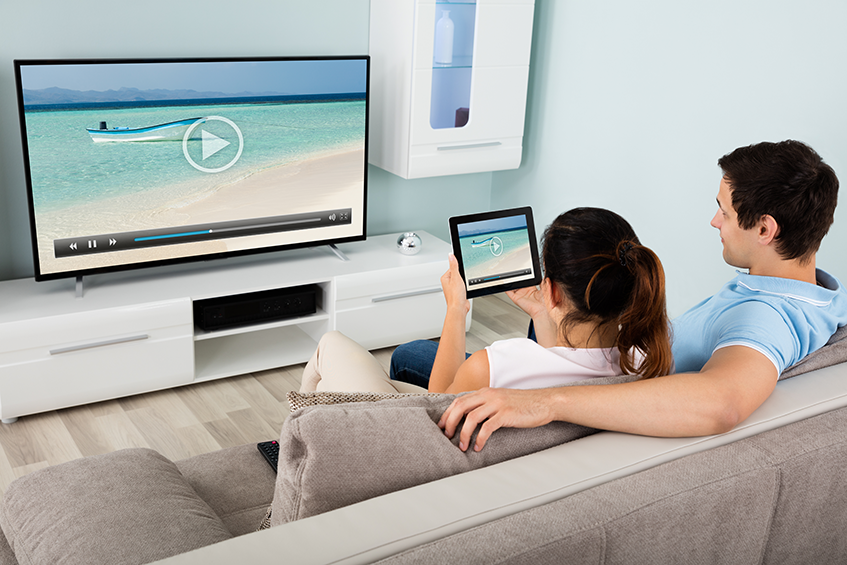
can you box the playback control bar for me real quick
[468,269,532,286]
[54,209,352,258]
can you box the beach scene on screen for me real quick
[457,216,535,291]
[19,59,367,274]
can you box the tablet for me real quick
[448,207,542,299]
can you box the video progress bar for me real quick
[54,209,352,258]
[468,269,532,286]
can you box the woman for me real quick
[300,207,672,394]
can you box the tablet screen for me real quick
[449,207,542,298]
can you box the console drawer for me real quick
[335,291,446,350]
[0,299,193,418]
[334,262,446,302]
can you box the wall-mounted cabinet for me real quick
[369,0,535,179]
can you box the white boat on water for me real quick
[471,237,495,248]
[87,117,205,142]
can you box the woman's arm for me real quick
[443,350,491,394]
[428,255,472,393]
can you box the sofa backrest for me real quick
[153,360,847,564]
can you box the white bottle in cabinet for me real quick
[369,0,535,179]
[433,10,455,65]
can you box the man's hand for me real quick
[438,387,556,451]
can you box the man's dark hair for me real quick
[718,140,838,263]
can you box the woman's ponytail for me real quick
[614,241,672,379]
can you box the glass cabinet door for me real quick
[430,0,477,130]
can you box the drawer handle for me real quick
[371,287,442,303]
[49,334,150,355]
[437,141,502,151]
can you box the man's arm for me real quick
[438,345,778,452]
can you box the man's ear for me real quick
[758,214,780,246]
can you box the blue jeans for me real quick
[389,320,537,389]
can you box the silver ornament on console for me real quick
[396,232,422,255]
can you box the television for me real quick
[13,56,369,282]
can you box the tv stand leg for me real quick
[75,276,85,299]
[327,244,350,262]
[1,418,18,425]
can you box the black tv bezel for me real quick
[13,55,370,282]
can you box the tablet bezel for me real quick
[448,206,542,299]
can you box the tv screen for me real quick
[14,56,369,281]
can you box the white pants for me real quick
[299,331,428,393]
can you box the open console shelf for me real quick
[0,232,452,422]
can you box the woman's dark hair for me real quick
[718,140,838,264]
[542,207,672,379]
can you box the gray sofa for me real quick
[1,327,845,565]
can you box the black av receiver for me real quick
[193,284,318,331]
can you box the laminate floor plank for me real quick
[96,411,152,452]
[228,374,290,432]
[203,418,252,450]
[86,398,126,419]
[226,408,281,443]
[179,380,252,423]
[25,412,84,467]
[0,449,18,495]
[59,405,115,458]
[253,366,302,405]
[173,424,224,458]
[126,406,193,461]
[0,416,49,468]
[134,388,202,430]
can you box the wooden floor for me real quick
[0,295,528,496]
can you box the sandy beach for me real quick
[35,148,366,274]
[466,243,533,280]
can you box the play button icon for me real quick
[201,130,230,160]
[182,116,244,173]
[489,236,503,257]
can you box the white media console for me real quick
[0,232,455,423]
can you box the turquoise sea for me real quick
[459,227,531,279]
[23,100,366,214]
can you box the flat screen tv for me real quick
[14,56,369,281]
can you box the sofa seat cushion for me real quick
[175,443,276,537]
[0,448,232,565]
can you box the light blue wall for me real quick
[0,0,490,281]
[493,0,847,316]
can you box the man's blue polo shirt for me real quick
[671,269,847,376]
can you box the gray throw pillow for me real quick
[781,324,847,380]
[271,376,640,525]
[286,390,438,411]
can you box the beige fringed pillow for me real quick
[286,390,439,411]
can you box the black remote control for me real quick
[257,440,280,473]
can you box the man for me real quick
[393,140,847,452]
